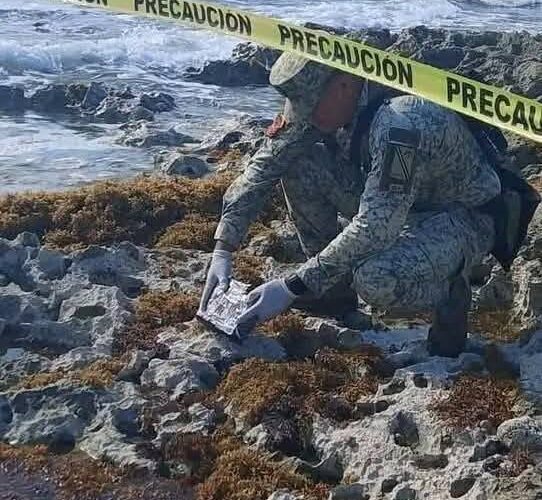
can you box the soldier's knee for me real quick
[353,260,399,309]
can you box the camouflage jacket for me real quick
[215,94,501,297]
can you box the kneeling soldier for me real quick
[199,52,508,357]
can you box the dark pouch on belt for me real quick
[480,167,540,271]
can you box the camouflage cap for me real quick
[269,52,338,121]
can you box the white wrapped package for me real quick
[196,279,251,339]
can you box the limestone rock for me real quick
[94,96,154,123]
[0,349,51,390]
[79,392,154,470]
[156,151,209,178]
[139,91,175,113]
[37,248,69,280]
[197,115,272,157]
[118,122,195,148]
[164,320,286,371]
[2,385,99,446]
[21,320,92,351]
[58,285,132,351]
[80,82,108,110]
[154,403,220,447]
[117,349,152,382]
[0,237,32,285]
[0,285,49,327]
[49,347,107,372]
[497,416,542,453]
[140,356,220,398]
[184,43,279,86]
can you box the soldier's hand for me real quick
[199,249,233,312]
[235,279,297,335]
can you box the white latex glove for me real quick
[199,249,233,311]
[235,279,297,335]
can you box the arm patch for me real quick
[379,127,420,195]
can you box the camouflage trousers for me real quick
[281,144,495,310]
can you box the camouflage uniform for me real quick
[215,80,500,312]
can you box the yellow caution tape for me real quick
[64,0,542,143]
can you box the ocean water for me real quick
[0,0,541,192]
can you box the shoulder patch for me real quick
[266,114,288,138]
[379,127,420,195]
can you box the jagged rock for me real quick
[0,237,31,285]
[394,352,485,383]
[118,122,195,148]
[329,483,370,500]
[94,96,154,123]
[197,115,272,156]
[139,92,175,113]
[37,248,69,280]
[0,349,51,389]
[58,285,132,350]
[164,320,286,371]
[155,403,219,447]
[0,285,48,327]
[155,152,209,178]
[50,347,107,372]
[72,243,145,279]
[2,385,99,446]
[117,349,152,382]
[66,83,90,106]
[140,356,220,399]
[80,82,108,110]
[184,43,279,86]
[80,391,154,470]
[29,84,69,113]
[497,416,542,453]
[70,244,146,298]
[20,320,92,351]
[0,85,25,112]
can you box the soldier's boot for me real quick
[427,270,472,358]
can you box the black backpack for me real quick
[348,95,541,272]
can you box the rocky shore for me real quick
[0,26,541,500]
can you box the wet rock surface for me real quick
[184,42,280,86]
